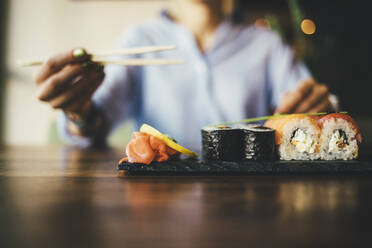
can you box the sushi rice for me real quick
[265,115,321,160]
[319,117,358,160]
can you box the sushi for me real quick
[119,124,198,165]
[264,114,321,160]
[201,126,245,162]
[201,125,276,162]
[318,113,362,160]
[242,125,276,161]
[264,112,362,161]
[120,113,362,166]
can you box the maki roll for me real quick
[202,126,244,162]
[242,125,276,161]
[265,114,321,160]
[318,113,362,160]
[201,125,276,162]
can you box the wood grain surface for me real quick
[1,146,372,248]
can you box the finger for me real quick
[34,48,90,85]
[36,64,84,101]
[308,97,333,113]
[274,92,291,114]
[62,63,105,116]
[64,65,105,113]
[48,69,104,110]
[275,80,315,114]
[65,95,93,115]
[64,74,104,114]
[48,69,104,111]
[64,84,100,115]
[294,84,329,113]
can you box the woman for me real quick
[34,0,334,149]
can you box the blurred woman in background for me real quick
[34,0,335,149]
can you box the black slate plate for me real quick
[118,158,372,175]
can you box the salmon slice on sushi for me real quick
[318,113,362,160]
[265,114,321,160]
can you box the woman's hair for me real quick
[230,0,245,24]
[230,0,290,24]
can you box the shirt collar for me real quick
[159,9,237,55]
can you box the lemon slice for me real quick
[140,124,199,157]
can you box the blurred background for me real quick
[0,0,371,149]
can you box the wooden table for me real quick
[1,146,372,248]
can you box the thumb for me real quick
[275,92,292,114]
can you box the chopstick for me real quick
[95,59,185,66]
[18,45,184,67]
[18,58,185,67]
[92,45,176,57]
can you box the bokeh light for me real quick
[301,19,316,35]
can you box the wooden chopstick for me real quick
[18,45,181,67]
[95,59,185,66]
[92,45,176,57]
[18,58,185,67]
[18,59,46,67]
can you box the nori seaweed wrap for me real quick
[242,125,276,161]
[201,125,276,162]
[202,126,245,162]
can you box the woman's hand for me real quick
[34,48,105,133]
[275,79,334,114]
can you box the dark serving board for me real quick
[118,157,372,175]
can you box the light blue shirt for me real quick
[59,12,311,150]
